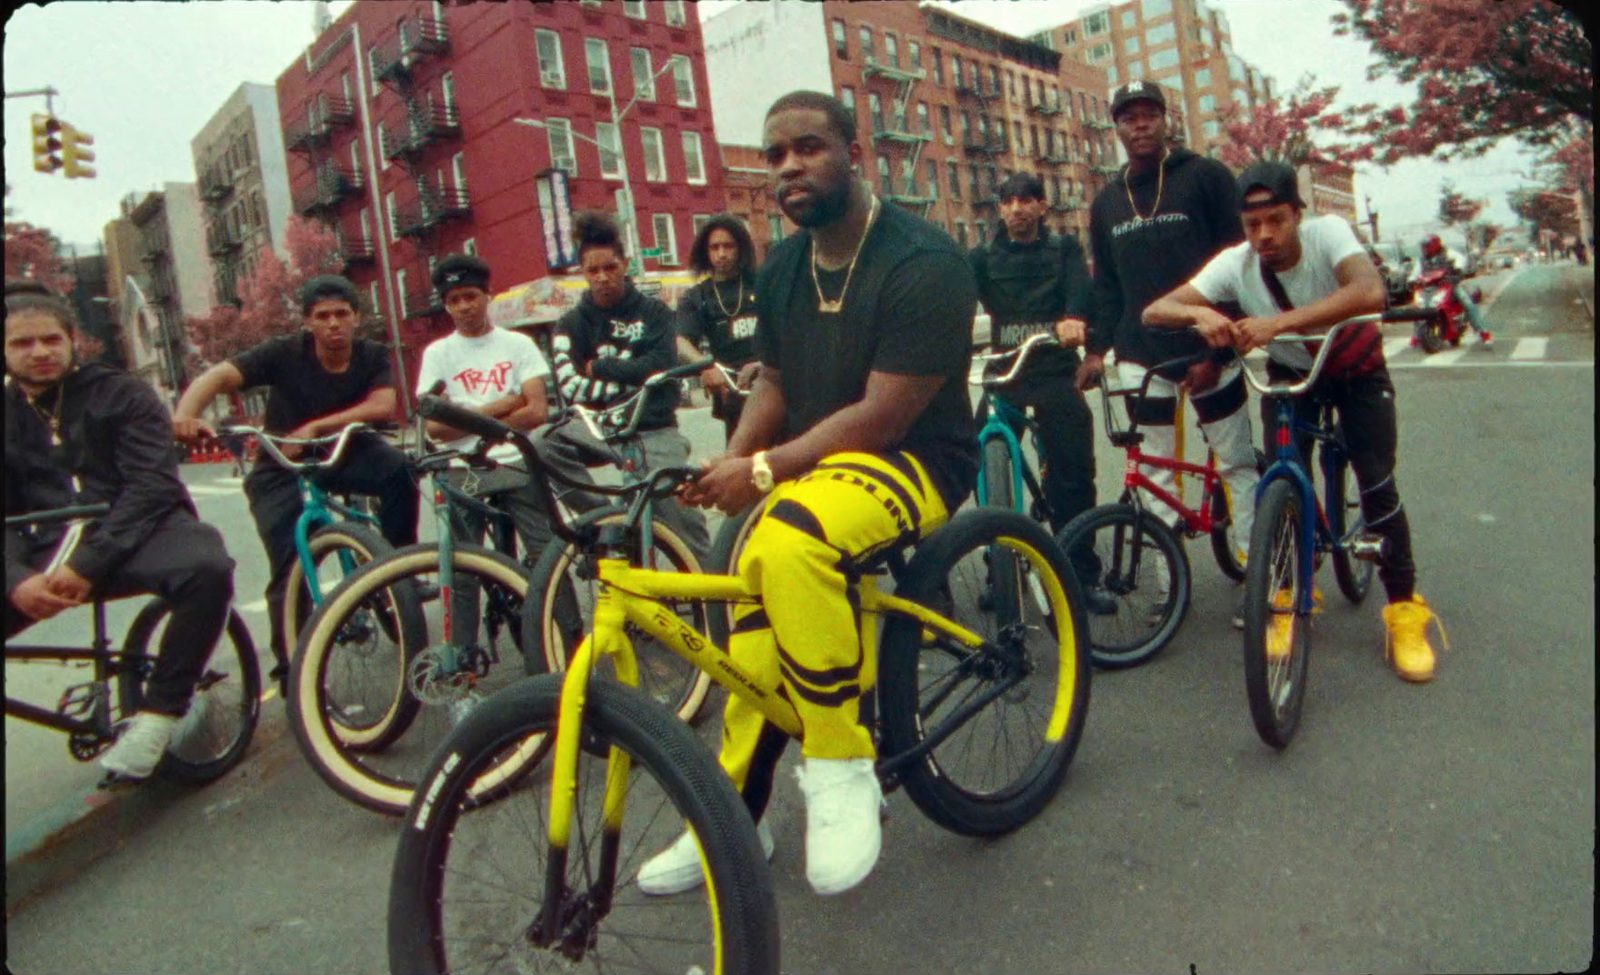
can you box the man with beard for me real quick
[676,214,762,442]
[6,282,236,784]
[550,213,710,559]
[640,91,977,897]
[1081,82,1261,608]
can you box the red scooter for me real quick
[1408,268,1482,353]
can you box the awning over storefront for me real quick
[488,271,703,330]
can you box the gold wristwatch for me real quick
[750,451,775,493]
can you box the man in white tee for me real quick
[1143,161,1444,683]
[415,254,558,563]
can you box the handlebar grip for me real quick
[417,395,513,444]
[426,380,448,396]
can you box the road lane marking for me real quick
[1413,348,1469,367]
[237,598,269,614]
[1510,337,1548,360]
[1389,359,1592,370]
[1383,337,1412,360]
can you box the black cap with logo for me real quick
[1237,160,1306,210]
[432,253,492,300]
[1110,80,1166,119]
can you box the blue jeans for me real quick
[1452,284,1487,333]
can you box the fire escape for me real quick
[956,68,1005,211]
[1028,93,1082,213]
[372,13,468,320]
[285,91,363,270]
[863,52,933,214]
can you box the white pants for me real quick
[1116,359,1259,559]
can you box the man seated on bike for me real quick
[676,214,762,444]
[661,90,978,896]
[5,282,236,783]
[968,172,1113,614]
[1142,161,1443,682]
[173,274,419,694]
[415,253,567,562]
[1417,233,1494,348]
[551,212,710,559]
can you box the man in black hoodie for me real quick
[1081,81,1261,581]
[5,283,235,784]
[551,212,709,558]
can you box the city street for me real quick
[5,262,1593,974]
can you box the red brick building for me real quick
[274,0,721,390]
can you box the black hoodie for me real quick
[5,362,196,593]
[551,281,680,431]
[1087,147,1244,371]
[970,225,1094,375]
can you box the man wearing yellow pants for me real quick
[654,90,979,897]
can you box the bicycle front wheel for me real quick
[524,509,714,725]
[290,544,543,816]
[878,508,1090,836]
[119,602,261,784]
[1242,479,1312,750]
[1325,449,1375,604]
[388,675,780,975]
[281,522,395,672]
[1058,503,1190,669]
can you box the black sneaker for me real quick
[1081,584,1119,616]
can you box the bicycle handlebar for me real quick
[214,422,374,472]
[1240,313,1389,398]
[5,503,112,529]
[971,331,1063,387]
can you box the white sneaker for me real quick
[100,711,178,781]
[637,819,774,896]
[795,757,882,896]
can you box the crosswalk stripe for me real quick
[1413,348,1469,367]
[1510,337,1548,360]
[1383,337,1412,360]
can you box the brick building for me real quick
[703,0,1118,248]
[718,142,789,262]
[192,83,294,307]
[274,0,721,390]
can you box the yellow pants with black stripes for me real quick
[720,451,949,817]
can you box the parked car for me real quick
[1367,241,1415,306]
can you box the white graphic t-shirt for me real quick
[415,328,551,462]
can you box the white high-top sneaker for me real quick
[795,757,883,895]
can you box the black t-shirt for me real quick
[230,333,394,436]
[755,203,979,509]
[677,274,760,367]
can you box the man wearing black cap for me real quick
[415,254,561,561]
[1082,80,1260,580]
[174,273,418,690]
[1143,160,1443,683]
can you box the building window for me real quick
[369,281,381,317]
[441,71,456,113]
[671,56,696,107]
[652,214,679,265]
[463,238,477,257]
[692,214,711,238]
[949,159,961,199]
[1204,119,1220,138]
[859,25,873,61]
[360,208,373,247]
[623,0,646,19]
[954,220,968,249]
[925,159,939,200]
[367,46,382,96]
[1151,49,1180,71]
[631,48,655,101]
[940,105,952,141]
[665,0,687,28]
[869,92,884,133]
[909,40,921,71]
[1148,22,1177,45]
[877,157,893,196]
[452,151,468,192]
[586,38,612,95]
[682,131,706,184]
[1108,65,1120,85]
[975,219,988,241]
[546,117,576,175]
[385,191,398,236]
[885,33,899,68]
[1084,11,1109,35]
[931,47,944,85]
[1142,0,1174,16]
[917,101,930,134]
[1194,67,1212,87]
[641,127,665,181]
[833,19,848,59]
[840,86,855,116]
[596,121,622,178]
[1087,42,1111,62]
[537,30,566,89]
[1129,61,1146,79]
[397,268,409,317]
[1124,36,1141,55]
[768,213,784,245]
[1121,9,1138,29]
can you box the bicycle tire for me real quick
[1325,448,1375,604]
[1242,479,1312,750]
[281,522,395,674]
[290,544,545,816]
[119,602,261,784]
[388,674,780,975]
[1057,503,1190,670]
[705,503,761,649]
[523,508,714,725]
[979,437,1026,630]
[878,508,1091,836]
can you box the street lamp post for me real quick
[515,55,687,278]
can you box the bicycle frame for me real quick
[974,393,1047,512]
[4,598,119,739]
[295,479,382,607]
[1255,395,1355,614]
[1116,446,1226,536]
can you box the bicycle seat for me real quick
[1107,431,1145,449]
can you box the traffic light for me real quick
[62,123,96,179]
[31,114,63,174]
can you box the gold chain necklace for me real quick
[1125,149,1168,223]
[711,274,745,319]
[28,386,65,446]
[811,194,880,314]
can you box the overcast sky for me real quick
[6,0,1536,252]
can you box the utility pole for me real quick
[1365,195,1380,242]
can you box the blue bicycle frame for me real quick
[294,478,383,608]
[975,393,1043,511]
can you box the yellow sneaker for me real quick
[1382,594,1446,683]
[1265,590,1297,662]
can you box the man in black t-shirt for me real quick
[643,91,977,899]
[676,214,761,442]
[173,275,418,690]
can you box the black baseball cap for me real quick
[299,274,360,314]
[1110,80,1166,119]
[432,253,492,299]
[1237,160,1306,210]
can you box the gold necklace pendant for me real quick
[1125,149,1168,223]
[812,195,880,315]
[712,275,744,319]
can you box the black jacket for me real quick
[551,282,680,431]
[1087,147,1244,370]
[970,227,1093,374]
[5,363,196,593]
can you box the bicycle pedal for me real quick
[1350,533,1386,562]
[56,681,105,719]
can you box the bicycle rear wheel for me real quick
[1324,448,1375,604]
[1242,479,1312,750]
[524,508,714,725]
[1057,503,1190,669]
[290,544,543,816]
[388,675,780,975]
[119,602,261,784]
[878,508,1090,836]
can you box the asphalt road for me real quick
[5,261,1592,974]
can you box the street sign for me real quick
[640,247,663,258]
